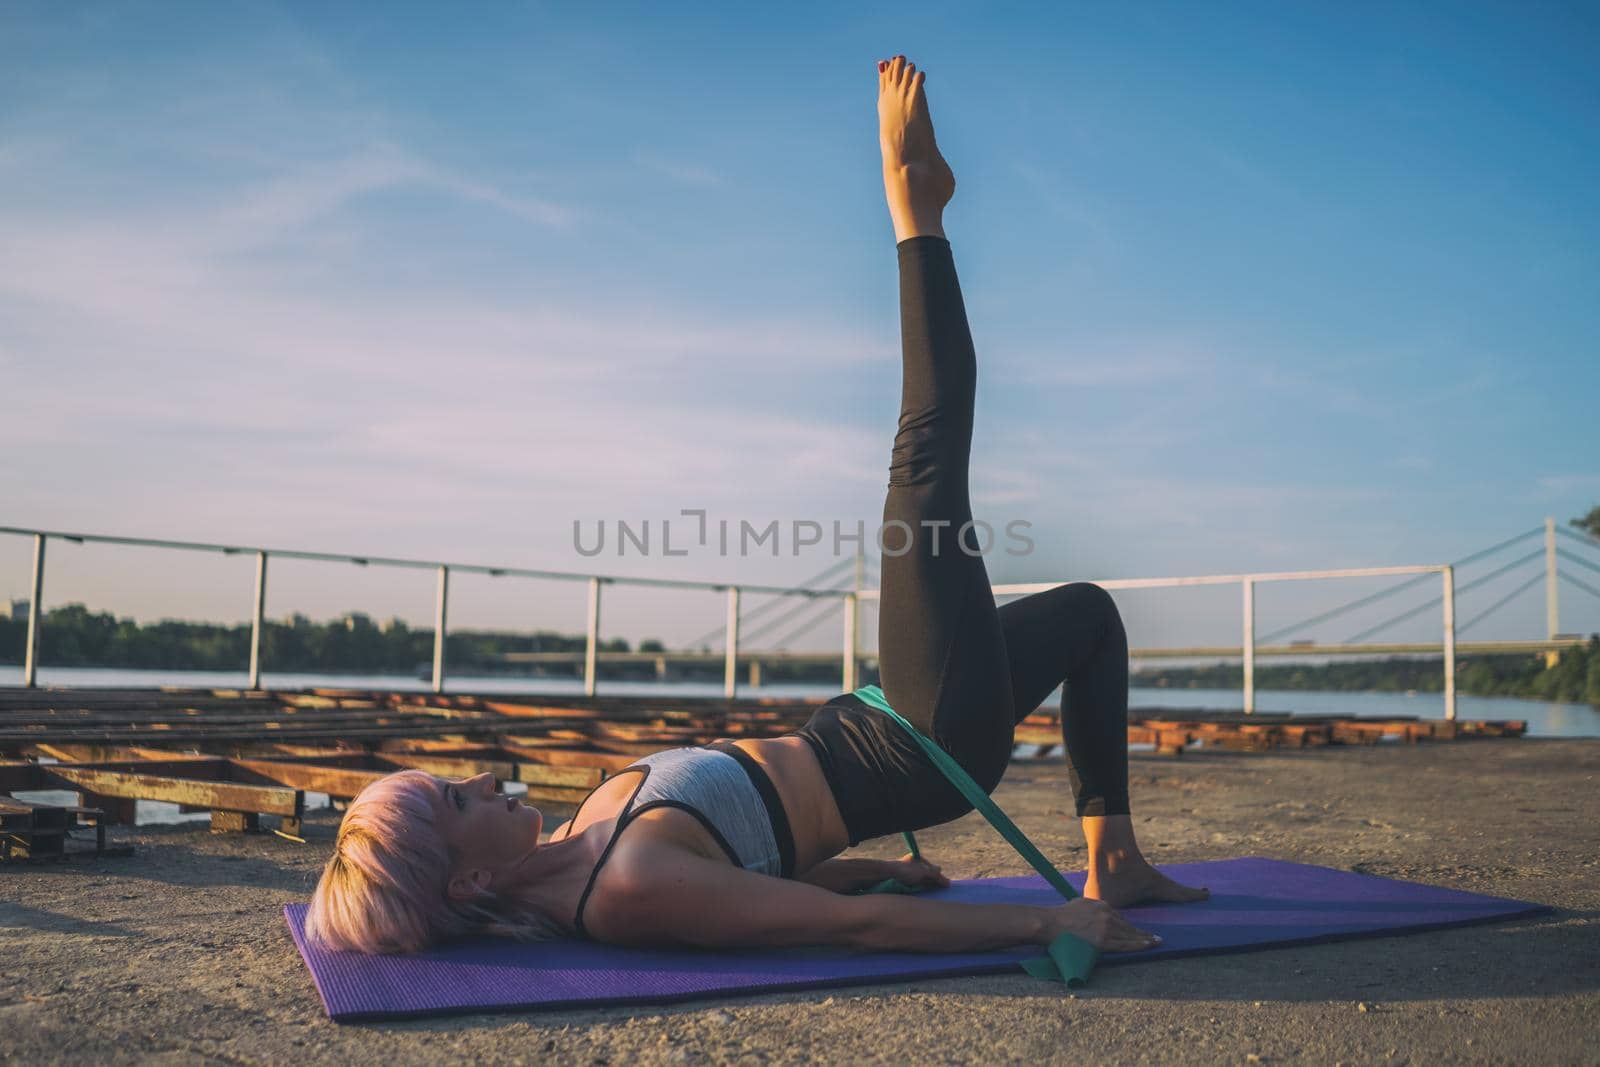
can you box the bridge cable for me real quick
[1258,526,1543,645]
[1257,572,1438,645]
[680,557,857,649]
[1555,525,1600,551]
[758,561,883,652]
[1457,572,1546,636]
[685,575,853,650]
[1555,548,1600,579]
[732,560,878,646]
[1557,569,1600,605]
[739,578,857,645]
[769,599,847,649]
[1341,547,1545,644]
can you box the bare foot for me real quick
[877,54,955,242]
[1084,854,1211,909]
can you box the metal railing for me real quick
[0,524,1480,718]
[1,525,861,701]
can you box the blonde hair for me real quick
[304,769,567,954]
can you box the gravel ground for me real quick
[2,738,1596,1066]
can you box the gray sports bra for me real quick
[570,743,791,938]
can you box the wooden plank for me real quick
[1012,725,1058,747]
[379,753,517,781]
[26,744,213,763]
[0,721,521,745]
[44,767,301,816]
[372,752,605,790]
[515,763,606,790]
[521,785,595,806]
[376,740,509,756]
[586,738,674,758]
[0,709,490,729]
[41,758,234,778]
[229,759,386,799]
[499,743,637,773]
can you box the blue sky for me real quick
[2,1,1597,654]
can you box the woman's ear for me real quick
[447,867,491,902]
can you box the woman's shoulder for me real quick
[576,805,728,940]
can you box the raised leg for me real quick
[872,56,1203,909]
[875,56,1014,787]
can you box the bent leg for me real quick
[999,581,1209,905]
[999,581,1130,817]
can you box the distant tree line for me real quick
[0,604,640,678]
[1132,637,1600,707]
[0,603,839,682]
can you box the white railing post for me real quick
[1442,565,1457,721]
[1241,577,1255,714]
[724,586,740,700]
[23,534,45,688]
[584,576,602,696]
[248,550,268,689]
[841,591,858,691]
[432,564,449,694]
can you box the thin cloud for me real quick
[1011,161,1111,244]
[1537,474,1600,496]
[991,336,1221,389]
[635,152,726,189]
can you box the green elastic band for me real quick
[850,684,1100,987]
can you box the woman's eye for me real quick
[454,787,466,810]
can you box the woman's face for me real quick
[433,772,542,897]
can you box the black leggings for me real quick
[796,236,1131,846]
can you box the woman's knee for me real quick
[1063,582,1123,638]
[888,406,972,488]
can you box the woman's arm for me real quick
[794,855,950,894]
[793,858,898,893]
[583,840,1157,954]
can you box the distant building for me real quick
[284,612,311,629]
[379,616,407,634]
[341,611,373,632]
[7,598,27,621]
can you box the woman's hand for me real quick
[882,852,952,889]
[1042,897,1162,952]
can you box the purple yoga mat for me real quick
[283,857,1548,1021]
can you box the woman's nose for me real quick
[473,772,496,795]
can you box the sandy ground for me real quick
[2,738,1597,1066]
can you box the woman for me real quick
[307,55,1208,959]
